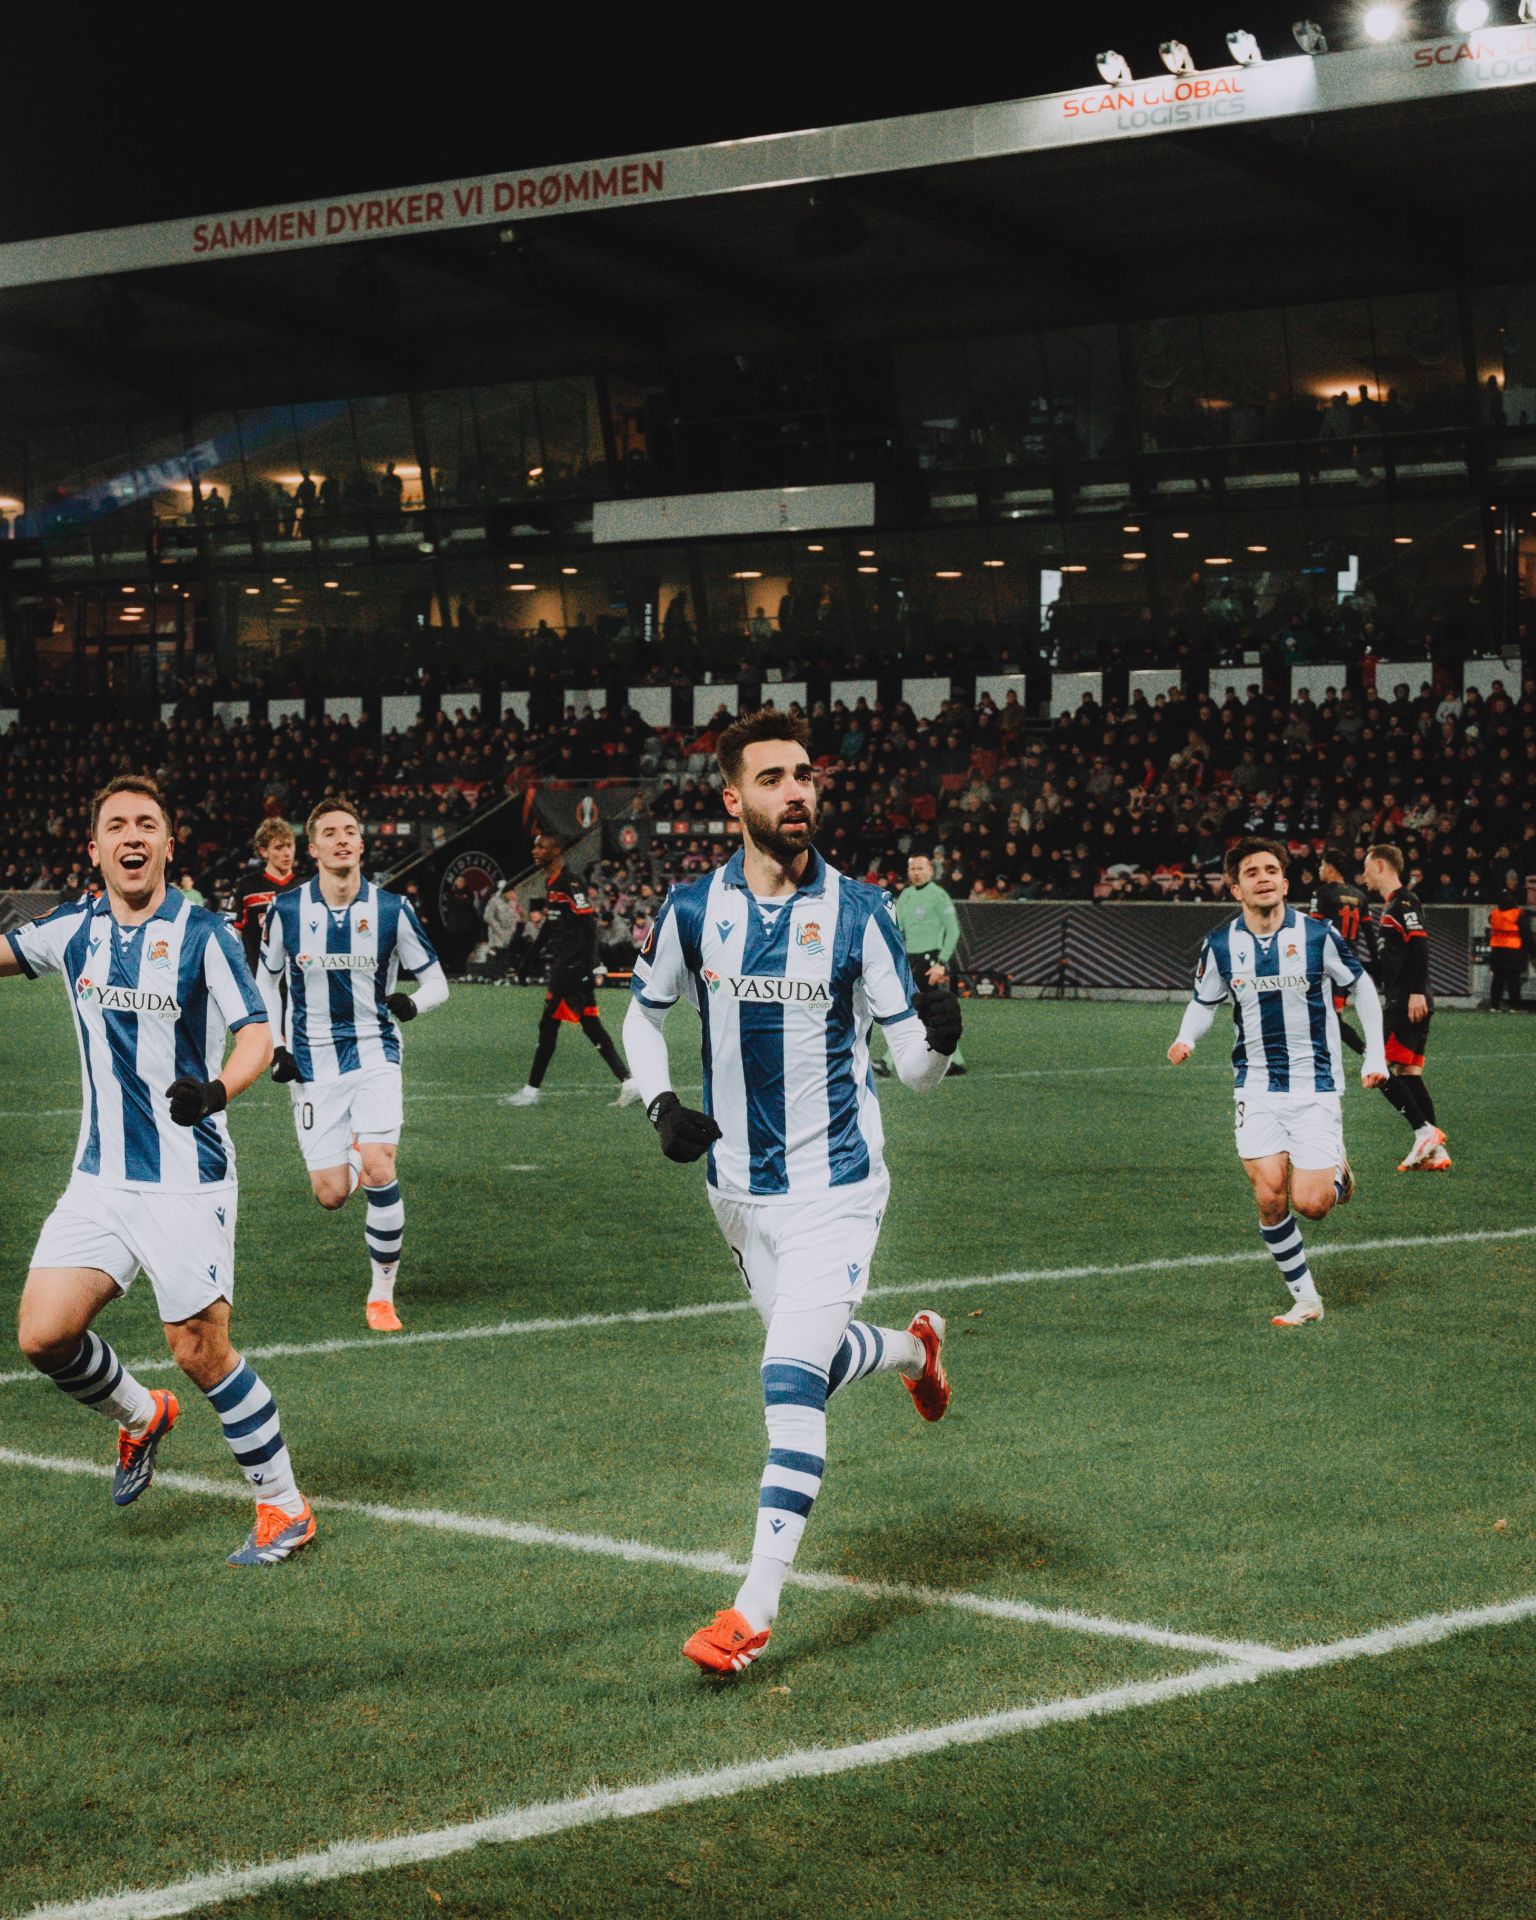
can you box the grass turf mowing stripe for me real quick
[11,1594,1536,1920]
[0,1446,1275,1665]
[1,1222,1530,1390]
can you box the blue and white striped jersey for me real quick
[261,878,438,1082]
[1191,907,1363,1094]
[8,887,265,1189]
[631,848,919,1199]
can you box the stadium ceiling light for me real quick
[1226,28,1263,62]
[1122,522,1141,532]
[732,570,763,579]
[270,575,287,584]
[1096,48,1133,83]
[805,543,825,552]
[1462,541,1478,549]
[1159,38,1197,74]
[509,582,537,591]
[856,565,878,574]
[1123,550,1148,560]
[1247,543,1269,552]
[1205,555,1234,565]
[934,569,963,578]
[1292,17,1329,50]
[1454,0,1488,24]
[983,559,1005,567]
[561,566,578,575]
[858,549,875,557]
[1172,530,1191,540]
[243,586,260,596]
[1061,563,1089,573]
[120,584,135,593]
[1393,535,1414,544]
[527,466,544,479]
[1362,5,1402,39]
[322,579,340,588]
[507,561,524,570]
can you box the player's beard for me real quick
[739,793,819,866]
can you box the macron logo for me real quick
[769,1517,786,1534]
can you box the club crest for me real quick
[1285,943,1298,958]
[148,938,170,966]
[357,918,369,935]
[797,921,824,955]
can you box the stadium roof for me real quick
[0,25,1532,425]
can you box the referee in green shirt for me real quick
[876,853,967,1076]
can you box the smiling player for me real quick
[1,775,316,1565]
[1168,836,1388,1326]
[623,708,962,1674]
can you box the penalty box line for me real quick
[11,1591,1536,1920]
[0,1223,1532,1392]
[0,1445,1276,1667]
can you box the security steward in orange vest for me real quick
[1488,886,1532,1012]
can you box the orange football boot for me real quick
[902,1311,950,1422]
[366,1300,403,1332]
[682,1608,771,1674]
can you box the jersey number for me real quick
[1235,1101,1245,1129]
[300,1101,314,1131]
[1338,905,1360,942]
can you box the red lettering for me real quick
[539,173,561,206]
[298,209,317,239]
[454,185,479,216]
[192,223,210,254]
[641,161,664,192]
[365,200,384,231]
[564,171,590,201]
[424,192,444,222]
[620,163,640,195]
[229,219,253,247]
[591,167,619,199]
[493,181,516,212]
[405,194,423,224]
[325,205,347,235]
[517,179,537,208]
[254,215,277,246]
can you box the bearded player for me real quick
[623,707,962,1674]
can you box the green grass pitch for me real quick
[1,985,1534,1919]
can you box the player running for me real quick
[623,708,962,1674]
[1168,837,1387,1327]
[500,832,639,1109]
[232,817,304,974]
[2,775,316,1565]
[259,796,448,1332]
[1308,846,1378,1058]
[1363,842,1449,1172]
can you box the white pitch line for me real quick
[12,1591,1536,1920]
[1,1221,1531,1391]
[0,1447,1272,1667]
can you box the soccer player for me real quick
[1168,836,1388,1327]
[1363,842,1449,1171]
[259,796,448,1332]
[623,708,963,1673]
[874,852,966,1079]
[232,818,304,974]
[500,832,639,1109]
[1308,845,1378,1061]
[2,775,316,1565]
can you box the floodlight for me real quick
[1454,0,1488,24]
[1159,38,1196,74]
[1362,5,1402,39]
[1292,18,1329,50]
[1227,27,1264,61]
[1096,48,1133,83]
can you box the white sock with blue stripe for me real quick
[204,1358,304,1516]
[363,1181,404,1302]
[41,1330,156,1432]
[828,1319,925,1393]
[733,1357,828,1634]
[1260,1214,1320,1304]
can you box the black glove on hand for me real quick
[913,986,963,1056]
[385,991,418,1022]
[648,1090,722,1164]
[270,1047,303,1085]
[166,1077,229,1127]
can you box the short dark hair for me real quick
[305,795,362,843]
[91,775,173,838]
[716,706,811,786]
[1366,841,1405,876]
[1223,836,1289,883]
[1322,844,1352,873]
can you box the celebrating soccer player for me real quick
[500,831,639,1109]
[623,708,962,1674]
[258,796,448,1332]
[2,776,317,1565]
[1168,837,1388,1327]
[1362,842,1449,1172]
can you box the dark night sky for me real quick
[0,2,1396,244]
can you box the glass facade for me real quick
[1,286,1531,709]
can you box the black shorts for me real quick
[546,971,598,1025]
[1385,1003,1432,1069]
[910,949,944,982]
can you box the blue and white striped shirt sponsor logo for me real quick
[631,848,918,1199]
[1191,907,1361,1095]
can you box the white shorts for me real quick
[708,1173,890,1329]
[291,1065,403,1170]
[1234,1092,1344,1171]
[31,1178,237,1323]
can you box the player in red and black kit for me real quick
[1363,841,1450,1171]
[232,817,304,972]
[499,832,639,1108]
[1309,846,1379,1059]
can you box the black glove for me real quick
[166,1077,229,1127]
[270,1047,303,1085]
[648,1090,722,1164]
[913,986,963,1056]
[385,991,418,1022]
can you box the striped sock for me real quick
[1260,1213,1319,1303]
[40,1331,155,1431]
[827,1320,924,1396]
[363,1181,404,1302]
[204,1358,304,1515]
[734,1358,828,1632]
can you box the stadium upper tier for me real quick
[1,666,1529,911]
